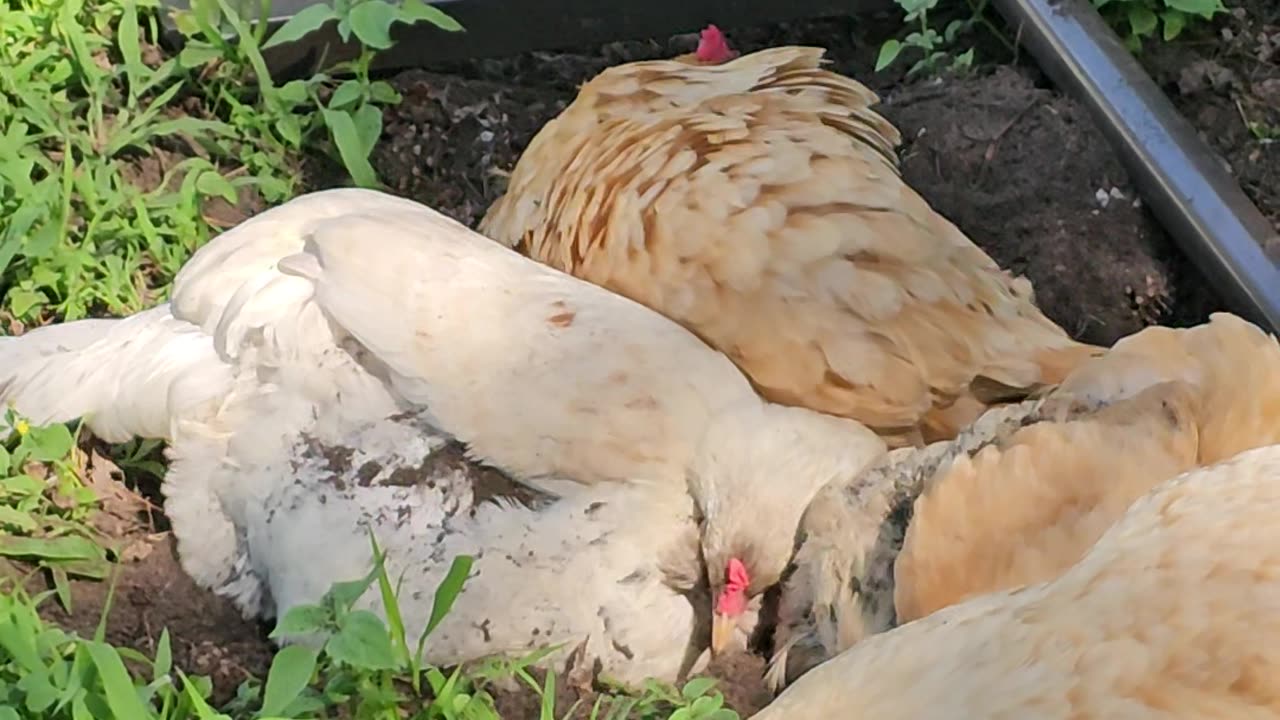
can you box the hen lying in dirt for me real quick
[481,25,1102,448]
[754,441,1280,719]
[768,312,1280,688]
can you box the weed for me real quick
[0,577,234,720]
[0,411,109,611]
[1092,0,1225,49]
[0,0,460,326]
[874,0,984,77]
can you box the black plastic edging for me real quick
[991,0,1280,333]
[158,0,893,80]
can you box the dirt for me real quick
[1139,0,1279,238]
[19,3,1277,716]
[14,454,275,707]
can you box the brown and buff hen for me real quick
[754,442,1280,720]
[480,25,1102,447]
[768,312,1280,688]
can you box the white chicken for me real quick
[228,408,714,685]
[752,442,1280,720]
[0,188,887,671]
[767,312,1280,688]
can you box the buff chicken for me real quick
[753,442,1280,720]
[768,312,1280,688]
[480,25,1102,446]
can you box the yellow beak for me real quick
[711,611,736,658]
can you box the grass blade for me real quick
[84,641,152,718]
[416,554,473,660]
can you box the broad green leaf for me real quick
[195,171,239,205]
[399,0,463,31]
[348,0,399,49]
[7,288,47,319]
[276,79,311,106]
[0,507,37,532]
[1162,0,1222,17]
[178,42,223,68]
[329,79,364,110]
[274,115,303,147]
[368,80,401,104]
[681,677,719,701]
[1127,4,1157,36]
[262,4,339,48]
[326,610,397,669]
[2,474,45,496]
[875,40,903,72]
[269,604,331,638]
[0,616,43,671]
[25,422,74,461]
[321,108,380,188]
[18,671,60,713]
[0,446,10,476]
[1161,10,1187,40]
[352,103,383,155]
[259,644,318,716]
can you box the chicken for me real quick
[752,443,1280,720]
[767,313,1280,688]
[225,408,748,686]
[892,381,1200,624]
[479,26,1102,447]
[0,188,886,666]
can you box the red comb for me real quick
[695,24,738,64]
[715,557,751,615]
[725,557,749,592]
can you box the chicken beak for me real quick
[710,611,736,658]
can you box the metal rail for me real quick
[991,0,1280,333]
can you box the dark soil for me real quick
[1140,0,1279,239]
[23,2,1277,716]
[14,453,275,707]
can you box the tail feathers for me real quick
[0,305,234,442]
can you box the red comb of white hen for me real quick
[695,24,739,64]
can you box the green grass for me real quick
[0,0,458,326]
[0,412,110,612]
[0,415,742,720]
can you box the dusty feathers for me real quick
[756,442,1280,719]
[769,313,1280,687]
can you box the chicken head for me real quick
[690,402,887,657]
